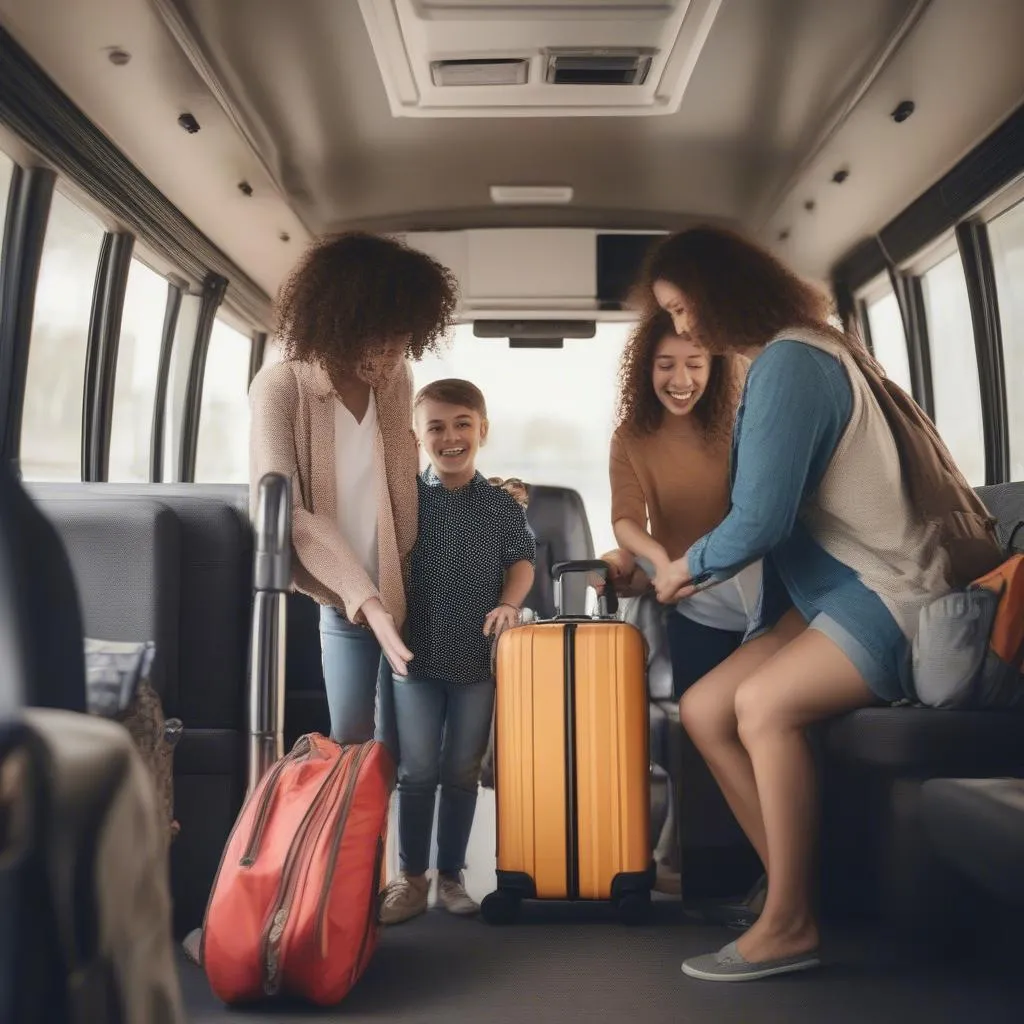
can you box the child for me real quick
[379,379,536,924]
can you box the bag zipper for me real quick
[260,748,348,995]
[352,834,385,980]
[198,734,312,967]
[314,741,373,956]
[239,736,312,866]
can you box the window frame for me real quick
[832,107,1024,486]
[983,179,1024,483]
[83,230,134,481]
[0,164,55,471]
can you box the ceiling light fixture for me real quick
[489,185,574,205]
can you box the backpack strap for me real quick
[1008,521,1024,554]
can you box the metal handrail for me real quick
[247,472,291,794]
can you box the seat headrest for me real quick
[523,483,595,617]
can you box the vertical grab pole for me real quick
[248,472,291,795]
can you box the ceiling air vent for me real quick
[430,58,529,88]
[543,48,656,86]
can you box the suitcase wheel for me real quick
[616,891,650,926]
[481,889,521,925]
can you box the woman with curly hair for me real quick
[249,231,457,750]
[600,308,757,897]
[604,308,755,695]
[643,226,969,981]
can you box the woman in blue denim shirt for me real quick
[643,227,957,982]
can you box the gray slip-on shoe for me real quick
[681,939,820,982]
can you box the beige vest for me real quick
[778,328,952,639]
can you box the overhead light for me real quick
[489,185,574,205]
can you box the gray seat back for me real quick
[35,497,181,713]
[524,484,595,617]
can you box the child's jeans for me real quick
[392,673,495,877]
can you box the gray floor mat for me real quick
[179,903,1023,1024]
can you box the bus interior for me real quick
[1,0,1024,1021]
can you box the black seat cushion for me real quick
[921,777,1024,906]
[37,498,181,711]
[823,707,1024,778]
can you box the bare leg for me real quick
[732,628,877,963]
[678,608,807,871]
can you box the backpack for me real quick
[83,639,182,845]
[846,343,1003,586]
[912,523,1024,710]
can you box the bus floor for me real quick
[178,789,1024,1024]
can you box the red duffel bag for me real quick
[201,733,392,1006]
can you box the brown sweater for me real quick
[610,419,733,561]
[610,356,747,560]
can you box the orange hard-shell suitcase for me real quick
[482,560,653,924]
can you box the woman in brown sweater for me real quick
[249,232,457,750]
[604,309,753,696]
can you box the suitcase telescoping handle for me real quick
[551,559,619,618]
[248,472,291,795]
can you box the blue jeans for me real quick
[319,606,397,756]
[392,674,495,877]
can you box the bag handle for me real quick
[1007,521,1024,554]
[551,560,619,618]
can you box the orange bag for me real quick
[201,734,393,1007]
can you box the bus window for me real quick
[411,321,632,556]
[989,198,1024,481]
[864,289,913,395]
[194,317,251,483]
[108,259,167,482]
[920,253,986,486]
[20,190,104,480]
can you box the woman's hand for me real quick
[359,597,414,677]
[483,603,519,638]
[593,548,636,594]
[653,559,693,604]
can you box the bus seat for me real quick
[35,497,181,712]
[818,479,1024,922]
[523,483,595,617]
[28,483,252,938]
[921,777,1024,908]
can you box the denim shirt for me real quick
[687,340,854,636]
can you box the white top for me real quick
[334,393,380,585]
[676,559,762,633]
[635,553,761,634]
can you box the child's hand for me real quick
[483,603,519,638]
